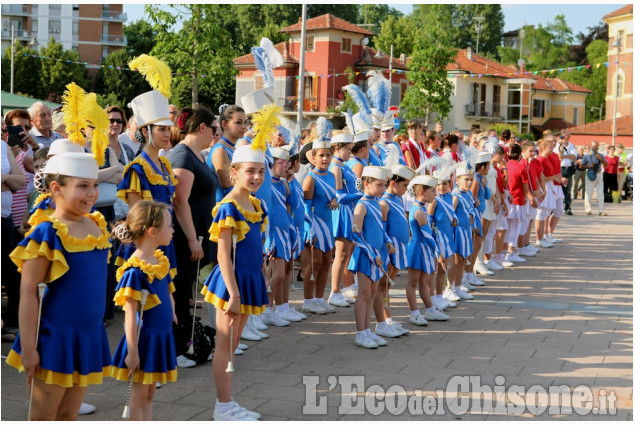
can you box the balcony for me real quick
[101,11,127,21]
[465,103,503,120]
[101,34,127,46]
[1,5,29,16]
[1,28,33,41]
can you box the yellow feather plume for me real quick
[82,93,110,167]
[250,103,281,152]
[128,54,172,99]
[61,82,87,145]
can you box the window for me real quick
[572,107,578,126]
[31,19,38,35]
[49,4,61,16]
[72,21,79,35]
[532,99,545,118]
[102,47,109,61]
[617,30,624,45]
[545,99,551,112]
[616,74,624,98]
[341,37,351,53]
[305,36,314,52]
[510,38,517,49]
[254,76,264,90]
[493,84,500,115]
[102,22,109,37]
[49,20,61,34]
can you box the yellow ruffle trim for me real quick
[25,207,54,237]
[7,350,112,388]
[201,287,265,315]
[122,156,178,188]
[115,250,169,283]
[209,216,251,243]
[110,366,177,385]
[168,281,175,294]
[208,196,267,243]
[10,240,69,282]
[113,287,161,310]
[33,192,52,207]
[116,170,154,202]
[44,212,111,252]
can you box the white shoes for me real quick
[367,331,387,346]
[234,348,244,355]
[176,355,196,368]
[433,296,447,311]
[456,287,474,300]
[496,255,514,267]
[536,238,554,248]
[276,308,302,323]
[78,402,96,415]
[289,306,307,320]
[375,321,403,338]
[443,287,461,302]
[424,309,450,321]
[342,283,358,300]
[518,246,536,257]
[248,316,269,338]
[388,321,410,335]
[316,298,336,313]
[485,260,503,271]
[355,332,378,349]
[545,234,563,243]
[468,274,485,286]
[302,299,328,315]
[328,292,350,307]
[213,403,259,421]
[237,343,248,350]
[252,315,269,331]
[474,262,494,275]
[261,311,290,327]
[409,313,429,326]
[505,252,526,263]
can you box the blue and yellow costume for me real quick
[431,192,457,259]
[7,212,113,387]
[381,192,409,270]
[205,137,235,203]
[348,196,390,282]
[407,201,440,274]
[304,169,336,253]
[116,151,178,278]
[111,250,177,384]
[452,188,474,259]
[26,193,54,233]
[201,196,269,314]
[265,176,299,261]
[289,178,305,260]
[330,160,362,240]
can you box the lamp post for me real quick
[10,25,14,94]
[590,106,603,121]
[375,44,393,79]
[611,35,622,147]
[519,28,526,61]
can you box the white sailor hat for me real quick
[312,139,331,150]
[241,87,276,115]
[128,90,173,128]
[476,152,492,164]
[231,144,266,164]
[361,165,389,180]
[331,133,353,146]
[455,164,473,177]
[44,152,98,180]
[392,164,416,181]
[48,138,85,157]
[270,146,290,161]
[411,175,438,188]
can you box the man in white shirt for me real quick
[28,102,62,148]
[555,129,577,214]
[118,114,140,155]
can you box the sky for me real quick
[124,3,627,38]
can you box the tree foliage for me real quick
[94,48,148,113]
[374,16,418,57]
[39,38,88,102]
[454,4,505,58]
[124,20,156,57]
[307,4,359,24]
[1,41,42,97]
[360,4,402,37]
[569,21,608,65]
[524,15,575,70]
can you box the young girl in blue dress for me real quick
[348,166,395,349]
[328,131,361,308]
[449,165,476,301]
[7,152,112,420]
[465,154,492,287]
[377,165,416,337]
[201,144,269,421]
[110,200,177,420]
[406,175,450,326]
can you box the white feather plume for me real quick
[366,70,391,114]
[352,113,370,134]
[462,145,480,171]
[383,143,401,171]
[343,110,355,134]
[433,162,459,182]
[315,117,329,141]
[416,156,449,175]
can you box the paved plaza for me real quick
[2,198,632,421]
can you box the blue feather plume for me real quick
[251,46,275,89]
[277,117,300,156]
[316,117,329,141]
[343,109,355,134]
[325,119,333,136]
[343,84,372,126]
[366,70,391,114]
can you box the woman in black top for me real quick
[168,106,219,359]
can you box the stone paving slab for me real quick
[1,199,632,421]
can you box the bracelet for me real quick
[230,295,241,300]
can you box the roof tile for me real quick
[603,4,633,20]
[569,115,633,136]
[279,13,374,36]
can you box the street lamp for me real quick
[590,106,603,121]
[611,35,622,147]
[10,25,14,93]
[519,28,526,61]
[374,44,393,79]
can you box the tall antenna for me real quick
[474,16,485,56]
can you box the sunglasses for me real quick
[109,118,124,124]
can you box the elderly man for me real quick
[581,140,608,216]
[169,104,178,123]
[28,102,62,148]
[118,114,140,155]
[556,129,577,214]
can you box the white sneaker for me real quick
[261,311,289,327]
[443,287,461,302]
[474,262,494,275]
[234,348,244,355]
[409,313,429,326]
[432,297,447,311]
[289,307,307,320]
[354,333,378,349]
[497,256,514,267]
[213,404,258,421]
[302,299,328,315]
[528,244,540,253]
[237,343,248,350]
[236,403,261,420]
[456,287,474,300]
[509,252,526,263]
[277,309,302,323]
[328,292,350,307]
[176,355,196,368]
[316,298,336,313]
[252,314,269,331]
[240,320,262,341]
[367,331,387,346]
[156,382,163,388]
[518,246,536,257]
[78,402,96,415]
[468,274,485,286]
[486,260,503,271]
[546,234,563,243]
[462,281,475,290]
[424,309,450,321]
[444,299,458,308]
[249,317,269,339]
[342,283,358,299]
[375,321,402,338]
[536,238,554,248]
[343,294,355,304]
[389,321,410,335]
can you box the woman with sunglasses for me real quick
[105,106,135,166]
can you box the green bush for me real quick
[489,122,519,136]
[518,133,535,141]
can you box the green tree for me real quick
[400,25,456,124]
[454,4,505,58]
[307,5,359,23]
[94,48,148,112]
[334,66,359,114]
[124,20,156,57]
[410,4,456,41]
[360,4,402,35]
[524,15,575,70]
[497,46,521,66]
[374,16,418,57]
[1,41,42,97]
[39,38,88,102]
[147,4,239,108]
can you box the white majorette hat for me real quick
[371,108,383,130]
[44,152,98,180]
[331,133,353,146]
[312,139,331,150]
[455,163,473,177]
[270,146,290,161]
[232,144,266,164]
[48,138,85,157]
[128,90,173,128]
[392,164,416,181]
[411,175,438,188]
[432,169,451,182]
[362,165,389,180]
[476,152,492,164]
[380,111,395,131]
[241,87,276,115]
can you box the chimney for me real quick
[466,46,473,61]
[399,53,406,63]
[326,14,331,27]
[283,41,288,60]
